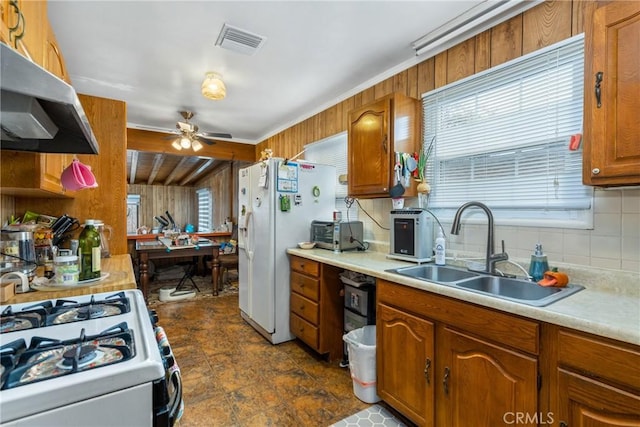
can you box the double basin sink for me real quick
[386,264,584,307]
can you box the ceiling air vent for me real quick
[215,24,266,55]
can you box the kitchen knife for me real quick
[165,211,176,228]
[155,216,169,227]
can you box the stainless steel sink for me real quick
[386,264,584,306]
[454,276,584,307]
[388,264,480,283]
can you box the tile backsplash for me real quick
[356,188,640,276]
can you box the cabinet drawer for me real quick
[290,255,319,276]
[290,313,319,349]
[291,292,319,325]
[290,271,320,301]
[558,329,640,390]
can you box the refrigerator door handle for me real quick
[245,211,254,261]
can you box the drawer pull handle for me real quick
[424,358,431,385]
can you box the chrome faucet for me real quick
[450,201,508,275]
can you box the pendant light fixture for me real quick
[201,72,226,100]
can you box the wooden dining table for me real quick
[135,239,221,300]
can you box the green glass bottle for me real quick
[78,219,101,281]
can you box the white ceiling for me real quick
[48,1,486,145]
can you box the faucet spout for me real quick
[450,201,508,275]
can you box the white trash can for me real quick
[343,325,380,403]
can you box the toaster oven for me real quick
[311,220,364,252]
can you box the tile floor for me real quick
[152,287,399,426]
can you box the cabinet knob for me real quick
[592,168,600,175]
[559,422,568,427]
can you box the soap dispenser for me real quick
[528,243,549,282]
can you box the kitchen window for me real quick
[422,34,593,229]
[304,131,358,221]
[196,188,212,232]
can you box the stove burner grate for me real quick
[47,292,131,326]
[1,322,135,389]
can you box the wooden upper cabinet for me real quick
[1,0,68,80]
[583,1,640,186]
[1,0,45,65]
[348,93,420,198]
[0,151,75,197]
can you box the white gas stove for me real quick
[0,289,182,427]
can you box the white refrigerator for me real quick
[238,158,336,344]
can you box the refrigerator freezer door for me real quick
[247,161,276,333]
[238,166,251,315]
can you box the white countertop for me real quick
[287,248,640,346]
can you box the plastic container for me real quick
[54,255,79,284]
[343,325,381,403]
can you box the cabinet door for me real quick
[377,303,435,427]
[438,327,538,427]
[40,153,71,194]
[584,1,640,186]
[348,98,391,197]
[557,369,640,426]
[45,25,69,82]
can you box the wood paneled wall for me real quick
[128,160,250,232]
[127,184,195,231]
[14,94,128,255]
[194,160,251,228]
[255,0,588,158]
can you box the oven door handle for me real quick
[168,370,183,427]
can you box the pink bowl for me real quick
[61,159,98,190]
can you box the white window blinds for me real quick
[196,188,212,232]
[422,34,592,227]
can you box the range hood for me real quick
[0,42,99,154]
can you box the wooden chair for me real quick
[217,253,238,288]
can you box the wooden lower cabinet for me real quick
[289,255,343,361]
[554,328,640,426]
[438,327,538,427]
[558,370,640,426]
[377,280,540,427]
[378,303,435,427]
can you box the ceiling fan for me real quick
[167,111,232,151]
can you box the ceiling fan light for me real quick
[201,72,226,100]
[172,140,182,151]
[180,136,191,149]
[191,139,203,152]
